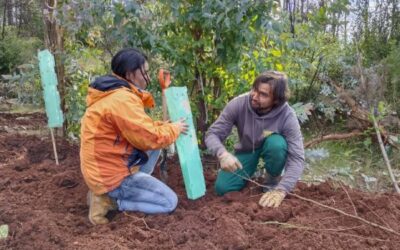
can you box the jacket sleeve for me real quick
[276,111,305,193]
[109,93,180,151]
[205,99,237,157]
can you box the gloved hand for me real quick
[259,190,286,208]
[218,151,242,172]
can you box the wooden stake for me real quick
[371,115,400,193]
[159,69,173,183]
[50,128,59,165]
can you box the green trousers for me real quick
[215,134,288,196]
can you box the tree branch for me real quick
[231,172,400,237]
[304,130,364,148]
[258,221,394,242]
[288,192,400,236]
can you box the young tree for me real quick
[41,0,66,134]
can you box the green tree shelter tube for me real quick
[38,49,63,128]
[165,87,206,200]
[38,49,63,165]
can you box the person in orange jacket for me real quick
[80,48,188,225]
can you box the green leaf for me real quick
[377,101,386,115]
[363,138,372,147]
[292,102,314,123]
[271,22,282,33]
[224,17,231,29]
[275,63,284,71]
[236,11,244,24]
[0,225,8,239]
[217,13,225,24]
[271,49,281,57]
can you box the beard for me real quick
[250,97,272,115]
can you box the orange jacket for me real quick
[80,75,180,194]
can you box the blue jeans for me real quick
[108,150,178,214]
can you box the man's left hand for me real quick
[259,190,286,208]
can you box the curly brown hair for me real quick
[252,71,290,106]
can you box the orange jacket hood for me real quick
[87,75,155,108]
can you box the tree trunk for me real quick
[195,70,208,149]
[344,12,347,44]
[391,0,398,39]
[300,0,306,22]
[191,25,208,148]
[17,1,22,36]
[7,0,13,25]
[288,0,296,37]
[212,76,222,119]
[362,0,369,34]
[1,0,8,39]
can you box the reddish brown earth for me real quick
[1,112,400,249]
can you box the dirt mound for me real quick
[0,112,46,127]
[0,112,47,136]
[1,114,400,249]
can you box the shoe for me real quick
[262,172,281,192]
[87,191,118,225]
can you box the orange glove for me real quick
[218,151,242,172]
[259,190,286,208]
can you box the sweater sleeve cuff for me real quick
[275,184,290,193]
[216,147,227,158]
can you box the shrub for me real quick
[0,33,42,74]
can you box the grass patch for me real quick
[303,132,400,192]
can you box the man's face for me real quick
[126,62,150,90]
[250,83,275,113]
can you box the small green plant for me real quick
[0,32,41,74]
[1,63,42,106]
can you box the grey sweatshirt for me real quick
[205,93,305,193]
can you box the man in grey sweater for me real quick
[205,71,304,208]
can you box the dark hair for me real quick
[252,71,290,106]
[111,48,148,79]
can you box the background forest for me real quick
[1,0,399,190]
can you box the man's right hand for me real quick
[218,151,242,172]
[173,118,189,135]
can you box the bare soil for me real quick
[1,112,400,249]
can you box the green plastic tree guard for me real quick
[165,87,206,200]
[38,49,64,128]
